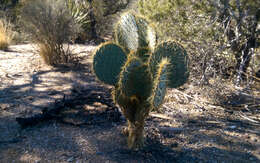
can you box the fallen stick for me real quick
[16,91,119,128]
[150,112,174,120]
[16,97,65,128]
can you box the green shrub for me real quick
[21,0,80,65]
[66,0,92,42]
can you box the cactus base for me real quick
[127,120,145,150]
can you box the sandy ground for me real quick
[0,44,259,163]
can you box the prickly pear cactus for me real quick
[115,12,156,52]
[92,12,189,150]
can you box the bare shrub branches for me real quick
[21,0,80,66]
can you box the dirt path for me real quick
[0,44,259,162]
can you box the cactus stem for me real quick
[127,119,145,150]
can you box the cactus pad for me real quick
[115,12,156,52]
[115,13,139,51]
[135,16,157,51]
[151,59,169,109]
[149,41,189,88]
[93,42,127,85]
[118,57,152,99]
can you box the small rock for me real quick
[67,157,74,162]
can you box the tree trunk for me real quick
[235,35,257,82]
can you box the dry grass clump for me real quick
[38,44,73,66]
[21,0,80,66]
[0,18,13,51]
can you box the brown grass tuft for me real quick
[38,43,73,66]
[0,19,13,51]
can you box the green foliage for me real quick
[138,0,260,84]
[149,40,189,88]
[93,11,189,150]
[0,0,19,11]
[0,0,20,22]
[138,0,216,42]
[0,0,10,10]
[67,0,91,31]
[93,42,127,85]
[115,12,156,52]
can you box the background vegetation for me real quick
[138,0,260,87]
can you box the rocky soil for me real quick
[0,44,259,163]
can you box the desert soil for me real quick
[0,44,259,163]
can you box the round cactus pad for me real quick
[93,42,127,85]
[115,13,139,51]
[151,59,169,109]
[115,12,156,52]
[149,41,189,88]
[135,16,156,51]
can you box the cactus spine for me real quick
[92,12,189,150]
